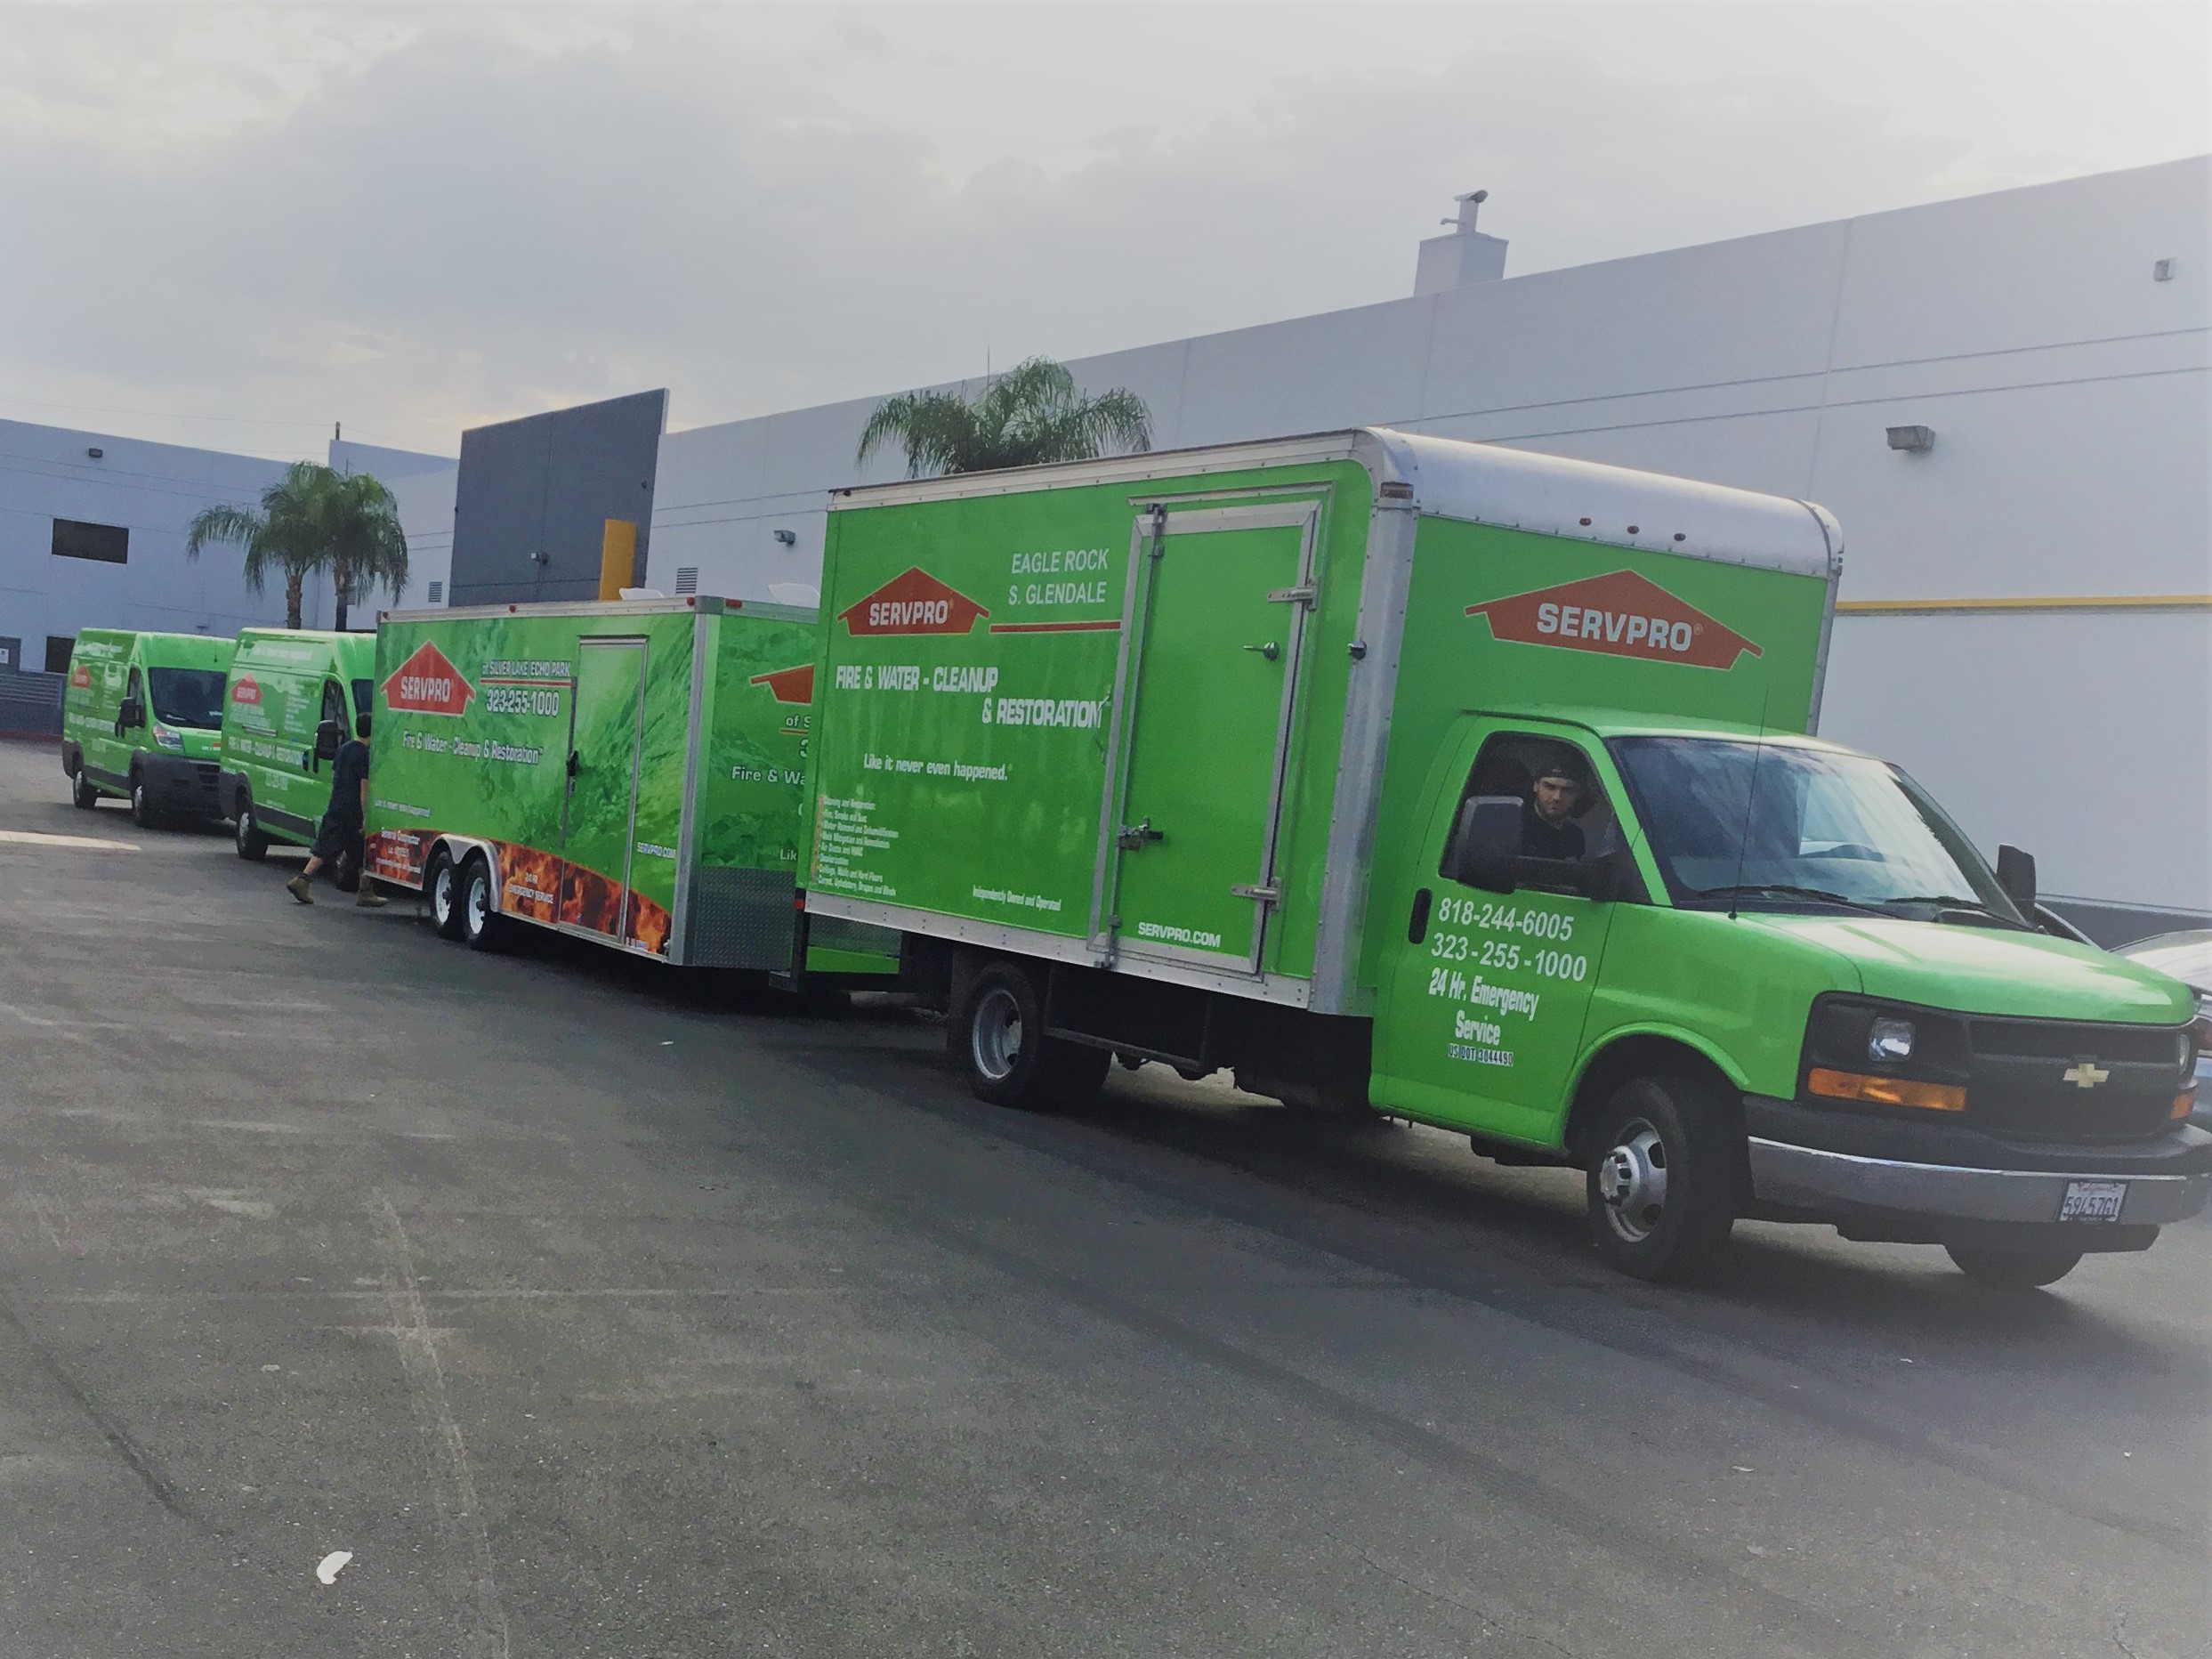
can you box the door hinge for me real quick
[1266,584,1317,607]
[1231,883,1282,904]
[1117,819,1164,851]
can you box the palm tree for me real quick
[187,461,408,631]
[856,357,1152,479]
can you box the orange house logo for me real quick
[1466,570,1762,669]
[382,641,476,716]
[838,568,989,635]
[748,663,815,704]
[230,676,262,706]
[69,664,92,690]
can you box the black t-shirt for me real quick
[1520,801,1586,861]
[327,738,370,823]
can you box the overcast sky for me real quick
[3,1,2205,460]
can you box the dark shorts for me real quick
[311,813,365,863]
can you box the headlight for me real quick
[154,726,184,751]
[1868,1017,1915,1063]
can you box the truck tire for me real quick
[1944,1242,2084,1289]
[953,960,1106,1110]
[459,855,502,952]
[128,770,160,830]
[233,794,270,861]
[427,853,467,941]
[70,767,98,811]
[1585,1076,1741,1283]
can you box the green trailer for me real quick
[807,428,2207,1284]
[220,628,380,877]
[364,596,892,978]
[61,627,234,827]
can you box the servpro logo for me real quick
[230,676,262,706]
[838,568,989,635]
[69,664,92,690]
[1465,570,1762,669]
[748,664,816,705]
[381,641,476,716]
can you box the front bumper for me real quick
[140,751,222,813]
[1748,1137,2212,1226]
[1743,1094,2212,1240]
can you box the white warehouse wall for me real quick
[645,157,2210,920]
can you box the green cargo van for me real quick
[61,628,235,827]
[365,597,894,979]
[219,629,377,881]
[805,428,2207,1288]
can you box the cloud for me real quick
[1,4,2200,457]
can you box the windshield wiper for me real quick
[1685,883,1891,915]
[1879,894,2030,928]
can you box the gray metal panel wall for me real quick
[0,669,63,737]
[448,390,666,607]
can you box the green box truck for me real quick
[806,428,2207,1285]
[219,629,380,880]
[363,596,892,979]
[61,627,235,827]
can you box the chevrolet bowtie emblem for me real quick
[2062,1062,2111,1089]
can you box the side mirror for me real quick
[117,696,145,729]
[1995,844,2037,917]
[1448,796,1522,894]
[314,719,344,762]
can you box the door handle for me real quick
[1408,886,1433,944]
[566,749,581,779]
[1242,642,1280,661]
[1117,818,1164,851]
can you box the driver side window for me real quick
[320,679,350,736]
[1441,732,1620,895]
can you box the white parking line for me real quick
[0,830,141,851]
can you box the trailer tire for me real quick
[233,793,270,860]
[1585,1075,1741,1283]
[953,960,1103,1111]
[426,853,466,940]
[70,766,99,811]
[459,855,502,952]
[1944,1242,2084,1290]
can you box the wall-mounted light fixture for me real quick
[2153,258,2176,281]
[1885,425,1935,454]
[773,529,797,546]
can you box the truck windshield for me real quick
[1609,736,2027,925]
[147,668,227,731]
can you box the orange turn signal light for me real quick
[2175,1089,2199,1121]
[1808,1067,1967,1113]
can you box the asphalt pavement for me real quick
[0,734,2204,1658]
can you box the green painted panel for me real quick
[564,640,647,939]
[1110,520,1304,966]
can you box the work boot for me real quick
[285,874,314,905]
[355,880,390,910]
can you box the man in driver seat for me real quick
[1522,755,1588,861]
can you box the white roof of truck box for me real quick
[833,427,1840,582]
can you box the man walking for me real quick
[287,712,388,908]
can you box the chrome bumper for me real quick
[1748,1137,2212,1227]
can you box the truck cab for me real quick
[61,628,234,827]
[219,629,377,880]
[1375,714,2205,1285]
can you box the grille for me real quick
[194,762,220,783]
[675,567,699,596]
[1966,1017,2187,1142]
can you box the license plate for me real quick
[2058,1180,2127,1222]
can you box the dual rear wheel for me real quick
[951,960,1109,1111]
[426,851,499,951]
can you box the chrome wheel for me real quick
[432,863,456,929]
[465,870,489,936]
[970,985,1023,1082]
[1596,1119,1669,1243]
